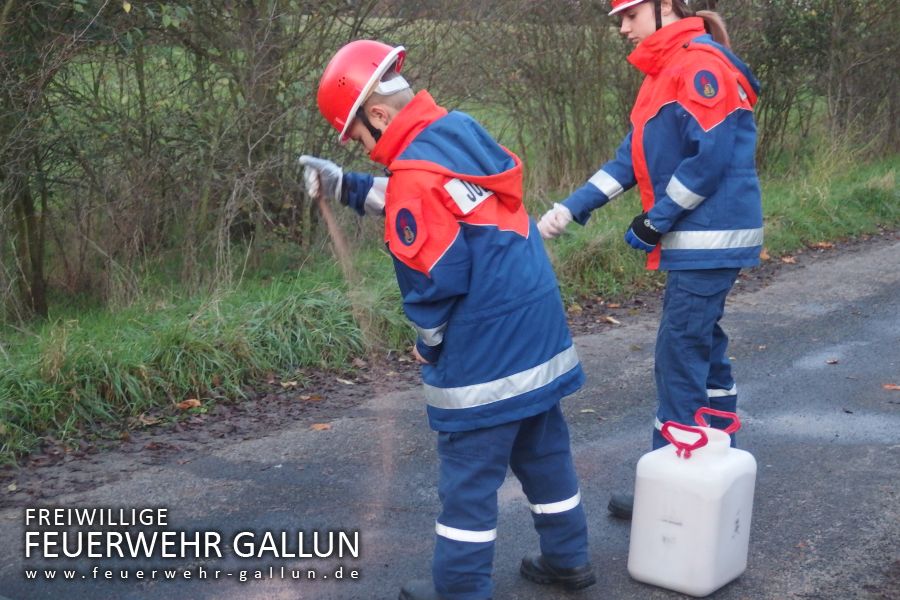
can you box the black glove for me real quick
[625,212,662,252]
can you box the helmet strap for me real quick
[356,107,382,142]
[654,0,663,29]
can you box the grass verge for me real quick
[0,154,897,464]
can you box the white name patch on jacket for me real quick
[444,178,494,215]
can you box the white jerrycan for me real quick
[627,408,757,597]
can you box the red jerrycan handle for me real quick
[661,422,708,459]
[694,408,741,434]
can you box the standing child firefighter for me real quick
[300,41,596,600]
[537,0,763,519]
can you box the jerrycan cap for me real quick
[661,409,742,459]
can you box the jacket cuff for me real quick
[341,172,375,216]
[415,337,442,364]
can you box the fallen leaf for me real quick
[176,399,201,410]
[280,380,299,389]
[758,345,767,350]
[352,358,367,368]
[629,344,642,351]
[300,394,323,402]
[133,413,160,427]
[810,241,835,250]
[335,377,355,385]
[760,248,771,261]
[883,383,900,391]
[310,423,331,431]
[568,303,584,314]
[386,371,399,376]
[580,409,596,414]
[211,374,222,387]
[607,303,622,309]
[7,483,17,492]
[266,372,277,384]
[601,315,621,325]
[781,256,797,264]
[122,1,132,14]
[825,358,839,365]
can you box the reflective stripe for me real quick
[661,227,764,251]
[529,491,581,515]
[666,176,705,210]
[416,323,448,347]
[708,385,737,398]
[365,177,387,215]
[588,169,624,200]
[654,417,665,431]
[435,522,496,543]
[424,345,579,410]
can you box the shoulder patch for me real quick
[387,197,429,260]
[396,208,418,246]
[686,66,726,108]
[693,70,720,102]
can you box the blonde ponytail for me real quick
[671,1,732,49]
[696,10,731,49]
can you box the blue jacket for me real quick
[563,18,763,271]
[348,91,584,432]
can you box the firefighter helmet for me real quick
[316,40,406,143]
[609,0,651,16]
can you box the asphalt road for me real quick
[1,236,898,600]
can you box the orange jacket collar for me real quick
[369,90,448,167]
[628,17,706,76]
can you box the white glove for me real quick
[298,155,342,202]
[537,203,573,239]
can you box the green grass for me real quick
[0,252,410,464]
[0,153,897,465]
[547,153,899,301]
[760,155,898,255]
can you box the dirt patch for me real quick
[0,355,420,509]
[2,229,896,509]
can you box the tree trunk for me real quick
[10,172,48,318]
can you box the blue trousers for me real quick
[432,403,589,599]
[653,268,740,450]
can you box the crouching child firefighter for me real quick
[300,40,596,600]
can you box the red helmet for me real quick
[609,0,649,15]
[316,40,406,143]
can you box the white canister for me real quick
[627,408,757,597]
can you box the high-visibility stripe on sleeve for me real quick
[666,176,705,210]
[416,322,448,346]
[529,491,581,515]
[588,169,624,200]
[435,522,497,543]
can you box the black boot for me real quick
[398,579,444,600]
[607,492,634,520]
[520,554,597,590]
